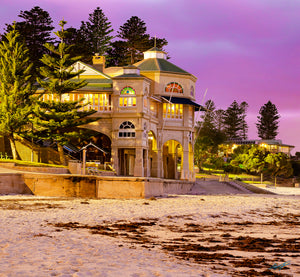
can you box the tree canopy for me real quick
[108,16,168,66]
[265,152,293,185]
[33,20,97,165]
[4,6,54,78]
[223,100,248,140]
[76,7,114,63]
[230,145,269,177]
[194,100,226,170]
[0,26,37,159]
[256,101,280,140]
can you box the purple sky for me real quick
[1,0,300,153]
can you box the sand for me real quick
[0,192,299,277]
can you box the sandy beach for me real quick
[0,191,299,277]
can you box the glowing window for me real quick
[120,87,136,95]
[119,87,136,107]
[119,121,136,138]
[165,82,183,94]
[119,97,136,107]
[163,103,183,119]
[65,93,111,112]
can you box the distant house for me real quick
[38,47,203,181]
[222,139,294,157]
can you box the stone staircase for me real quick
[189,179,273,195]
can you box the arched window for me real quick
[120,87,136,95]
[119,121,135,138]
[165,82,183,94]
[190,85,194,96]
[119,87,136,107]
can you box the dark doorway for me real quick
[118,148,135,176]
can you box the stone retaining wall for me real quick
[21,173,194,199]
[0,173,32,195]
[0,163,69,174]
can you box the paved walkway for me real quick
[261,186,300,195]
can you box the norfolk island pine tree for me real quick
[0,25,38,160]
[33,20,99,165]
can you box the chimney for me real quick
[92,54,106,72]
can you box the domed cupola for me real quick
[123,65,140,75]
[143,47,167,60]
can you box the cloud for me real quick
[170,39,248,56]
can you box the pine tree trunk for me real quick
[8,135,20,160]
[57,144,66,165]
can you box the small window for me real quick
[165,82,183,94]
[120,87,136,107]
[119,121,136,138]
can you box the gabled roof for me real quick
[72,61,111,79]
[71,62,113,92]
[134,58,189,74]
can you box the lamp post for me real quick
[31,122,34,162]
[82,148,86,175]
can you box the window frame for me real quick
[118,121,136,138]
[119,86,137,107]
[165,82,183,94]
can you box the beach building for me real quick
[40,47,202,181]
[222,139,295,157]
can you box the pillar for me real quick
[134,148,144,177]
[111,146,119,175]
[181,150,189,180]
[144,149,149,177]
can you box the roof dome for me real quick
[143,47,167,60]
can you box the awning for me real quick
[161,96,205,111]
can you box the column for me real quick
[144,149,149,177]
[111,147,119,175]
[156,148,162,178]
[181,150,189,180]
[134,148,144,177]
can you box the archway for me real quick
[69,128,111,165]
[162,140,183,179]
[118,121,136,176]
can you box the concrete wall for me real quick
[97,177,194,199]
[22,174,194,199]
[23,173,97,198]
[0,170,194,199]
[97,177,147,199]
[0,163,69,174]
[0,173,32,195]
